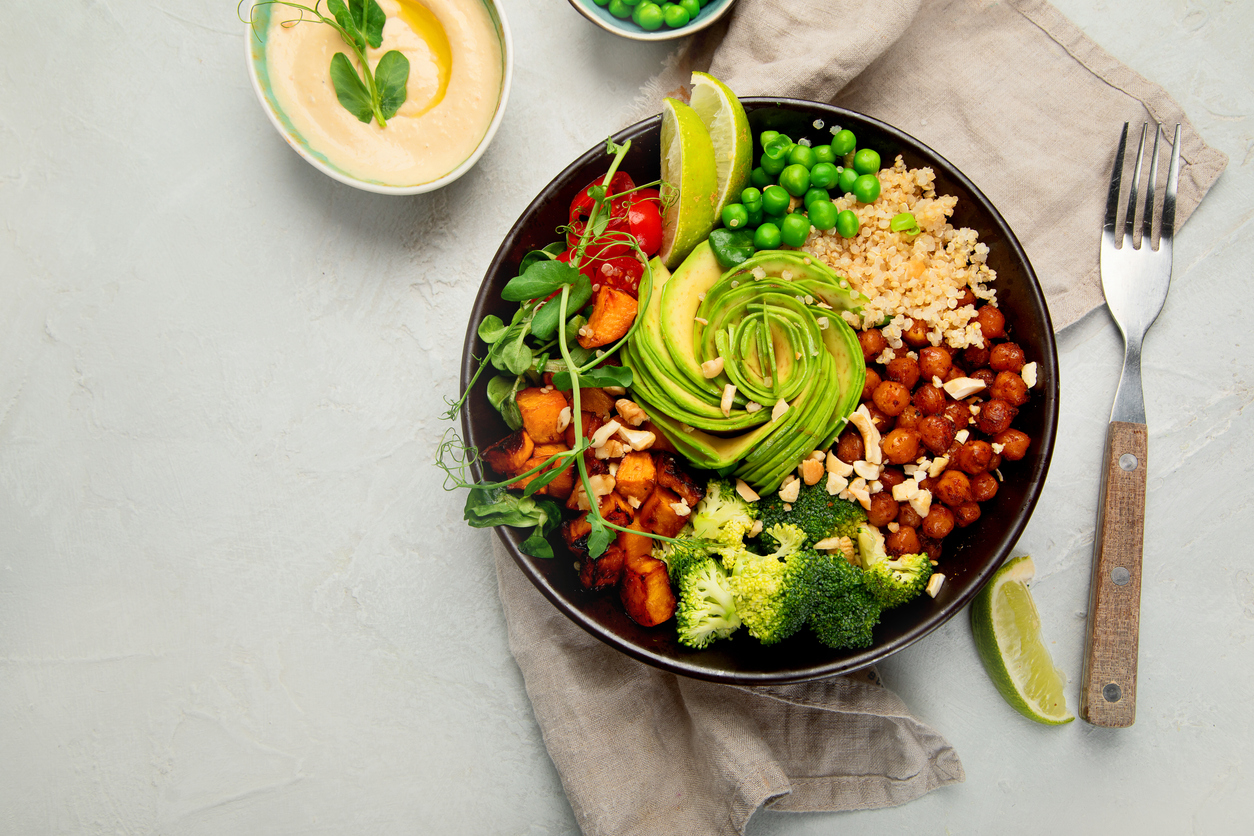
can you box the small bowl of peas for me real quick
[566,0,736,40]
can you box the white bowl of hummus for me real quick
[245,0,512,194]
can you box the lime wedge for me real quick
[659,97,718,270]
[971,555,1075,725]
[688,71,752,218]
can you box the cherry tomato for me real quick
[626,191,663,257]
[592,256,644,297]
[567,172,636,259]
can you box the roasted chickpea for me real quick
[990,370,1029,406]
[962,344,990,370]
[878,468,907,490]
[975,399,1017,435]
[867,492,900,527]
[886,525,922,556]
[919,535,943,562]
[943,400,973,431]
[886,356,921,391]
[861,367,882,403]
[873,380,912,416]
[970,471,999,502]
[918,346,953,380]
[994,429,1031,461]
[934,470,972,506]
[921,505,956,539]
[895,404,923,431]
[896,503,923,529]
[918,414,957,455]
[943,365,967,384]
[913,383,946,415]
[836,428,864,463]
[989,341,1026,373]
[858,329,888,362]
[881,428,921,465]
[988,452,1003,472]
[955,440,995,474]
[902,318,930,348]
[955,286,977,307]
[971,368,997,388]
[976,305,1006,340]
[954,502,982,527]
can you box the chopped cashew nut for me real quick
[595,439,626,459]
[701,357,725,378]
[556,406,572,434]
[671,501,692,517]
[927,456,950,478]
[626,495,642,510]
[887,522,900,533]
[588,474,616,498]
[891,480,919,501]
[721,384,736,417]
[735,479,760,503]
[955,429,970,443]
[614,399,647,426]
[608,461,619,477]
[590,419,622,449]
[925,573,945,598]
[749,520,763,537]
[616,425,656,451]
[745,402,762,413]
[825,471,849,496]
[932,375,944,388]
[848,405,883,465]
[813,536,845,551]
[602,386,627,396]
[853,460,881,481]
[909,489,933,518]
[991,442,1005,454]
[826,451,854,477]
[778,476,800,503]
[1022,362,1038,389]
[808,450,826,462]
[771,399,790,421]
[943,377,987,399]
[800,458,824,486]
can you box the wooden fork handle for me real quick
[1080,421,1147,727]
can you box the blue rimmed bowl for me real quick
[244,0,513,195]
[567,0,736,41]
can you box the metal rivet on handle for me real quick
[1103,683,1122,703]
[1111,567,1131,586]
[1119,453,1138,471]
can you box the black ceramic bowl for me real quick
[461,99,1058,684]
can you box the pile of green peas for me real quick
[595,0,711,31]
[719,128,882,250]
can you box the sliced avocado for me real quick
[659,241,725,398]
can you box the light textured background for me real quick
[2,1,1251,833]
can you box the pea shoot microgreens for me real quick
[439,138,681,559]
[244,0,410,128]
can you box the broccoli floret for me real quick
[674,556,741,649]
[856,523,933,609]
[758,481,867,547]
[691,478,759,544]
[654,524,705,579]
[805,548,883,649]
[727,523,814,645]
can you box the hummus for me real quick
[264,0,503,186]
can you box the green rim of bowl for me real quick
[244,0,514,195]
[566,0,736,42]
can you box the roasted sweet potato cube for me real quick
[571,387,615,418]
[615,450,657,502]
[656,452,705,508]
[578,287,638,349]
[562,515,593,557]
[579,543,627,591]
[639,486,690,538]
[599,491,635,528]
[515,387,570,444]
[513,454,575,500]
[620,552,676,627]
[564,411,603,448]
[642,421,677,454]
[480,429,534,477]
[617,524,655,564]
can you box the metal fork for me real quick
[1080,123,1181,727]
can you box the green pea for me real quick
[593,0,610,6]
[750,167,773,189]
[830,129,856,157]
[837,166,859,195]
[853,148,881,176]
[759,130,779,149]
[662,2,690,27]
[787,144,817,169]
[635,2,664,29]
[761,184,791,216]
[808,162,839,190]
[760,152,788,176]
[778,164,811,197]
[780,213,812,248]
[608,0,632,17]
[812,145,836,165]
[807,199,838,232]
[753,222,782,250]
[740,187,762,207]
[679,0,701,17]
[804,187,830,207]
[721,203,749,230]
[744,204,763,228]
[835,209,860,238]
[852,173,881,203]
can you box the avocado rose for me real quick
[622,243,867,493]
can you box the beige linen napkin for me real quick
[495,2,1227,834]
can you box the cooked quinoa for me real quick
[803,156,996,352]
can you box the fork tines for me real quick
[1104,122,1182,251]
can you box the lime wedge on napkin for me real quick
[971,555,1075,725]
[659,97,718,270]
[688,71,752,217]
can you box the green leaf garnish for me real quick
[329,52,374,122]
[501,259,584,302]
[374,50,410,120]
